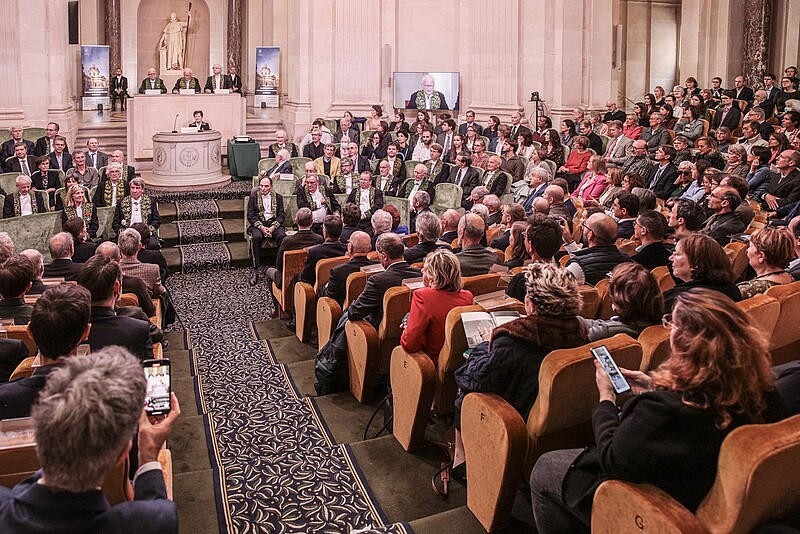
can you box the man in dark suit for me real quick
[407,75,449,110]
[112,178,160,249]
[0,126,35,161]
[4,143,36,175]
[106,149,137,182]
[702,186,746,246]
[77,254,153,360]
[0,255,34,325]
[302,130,325,160]
[0,347,178,533]
[404,211,449,264]
[298,215,348,287]
[110,68,129,111]
[631,210,672,270]
[733,75,754,103]
[458,110,483,135]
[332,117,359,145]
[508,111,532,140]
[579,120,604,154]
[523,167,550,216]
[318,231,376,305]
[438,209,460,246]
[710,92,743,134]
[2,175,47,218]
[47,136,72,172]
[485,195,503,226]
[138,67,168,94]
[268,129,299,158]
[455,213,501,276]
[264,208,323,291]
[762,150,800,213]
[450,154,481,209]
[479,155,510,198]
[95,241,156,318]
[613,192,640,240]
[204,63,232,93]
[0,336,28,383]
[425,144,450,184]
[228,65,243,95]
[346,171,384,230]
[264,148,293,179]
[172,67,201,93]
[247,175,287,285]
[295,175,341,235]
[85,137,109,169]
[43,232,83,281]
[33,122,67,157]
[344,142,370,175]
[647,145,680,200]
[0,284,90,417]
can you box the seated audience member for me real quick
[2,175,47,218]
[133,223,168,283]
[400,248,473,365]
[0,285,90,417]
[530,288,786,532]
[631,209,672,269]
[620,140,654,179]
[583,167,622,210]
[454,263,589,471]
[339,203,362,243]
[673,106,704,146]
[47,136,72,172]
[646,145,679,200]
[504,221,531,269]
[62,217,97,264]
[714,127,734,154]
[66,149,100,189]
[667,198,706,242]
[464,185,489,212]
[455,213,500,276]
[787,216,800,281]
[492,203,527,250]
[43,232,82,281]
[30,156,61,206]
[556,135,592,191]
[542,184,572,222]
[346,171,384,230]
[368,208,394,247]
[118,229,166,298]
[701,186,745,246]
[505,214,562,302]
[0,348,179,532]
[0,233,12,263]
[314,233,421,395]
[673,135,693,164]
[631,187,657,211]
[92,162,129,208]
[612,191,640,239]
[722,144,750,177]
[317,231,376,305]
[95,241,156,319]
[112,178,161,249]
[693,136,726,171]
[77,254,154,360]
[483,194,503,227]
[717,174,754,228]
[299,215,347,286]
[579,262,663,341]
[0,255,34,325]
[263,207,323,289]
[736,227,795,298]
[19,249,45,295]
[664,234,742,311]
[296,174,341,236]
[641,113,671,155]
[774,359,800,416]
[761,149,800,214]
[746,145,774,198]
[564,213,633,286]
[574,156,608,202]
[404,211,447,264]
[438,209,460,246]
[61,184,99,240]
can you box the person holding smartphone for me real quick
[529,288,787,533]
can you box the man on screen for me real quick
[407,75,449,110]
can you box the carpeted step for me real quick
[407,506,533,534]
[169,414,213,473]
[173,376,203,416]
[164,349,192,379]
[163,330,192,351]
[308,393,388,445]
[163,241,252,274]
[286,359,317,398]
[173,470,221,534]
[147,180,252,204]
[345,435,467,524]
[159,199,247,224]
[160,218,246,248]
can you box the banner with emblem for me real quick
[81,45,110,110]
[254,47,280,108]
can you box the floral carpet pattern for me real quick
[166,269,411,534]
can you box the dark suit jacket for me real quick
[0,337,30,383]
[346,187,384,220]
[73,241,98,264]
[188,122,210,132]
[480,170,510,197]
[172,77,201,93]
[204,75,232,92]
[137,249,168,283]
[404,241,447,265]
[0,139,34,161]
[122,275,156,317]
[458,122,484,136]
[92,177,130,207]
[275,229,323,273]
[439,230,458,246]
[268,143,299,158]
[333,128,360,145]
[348,261,421,327]
[110,75,129,95]
[303,142,325,160]
[350,154,370,175]
[632,242,673,270]
[265,160,292,178]
[426,159,450,185]
[647,163,679,199]
[318,256,377,305]
[228,74,243,94]
[702,211,746,245]
[43,258,82,281]
[765,169,800,208]
[0,364,58,418]
[487,211,502,227]
[456,244,501,277]
[34,136,68,157]
[300,241,348,285]
[450,166,481,205]
[3,156,37,174]
[48,151,73,172]
[138,77,168,93]
[508,124,532,140]
[0,299,32,325]
[586,132,603,155]
[617,219,636,240]
[85,151,109,169]
[711,105,742,131]
[735,86,754,103]
[407,90,449,110]
[87,306,153,360]
[247,191,286,231]
[0,469,176,534]
[2,192,47,219]
[490,230,511,251]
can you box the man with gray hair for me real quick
[19,249,45,294]
[483,194,502,226]
[439,209,461,245]
[315,232,421,395]
[96,240,156,318]
[204,63,232,93]
[0,348,179,531]
[264,148,293,178]
[317,230,378,305]
[370,209,393,248]
[118,228,165,297]
[112,177,160,249]
[404,210,447,264]
[268,129,299,158]
[409,190,432,233]
[92,161,129,208]
[455,213,500,276]
[0,232,14,263]
[106,149,136,182]
[523,166,552,214]
[43,232,82,281]
[0,125,34,161]
[2,174,46,218]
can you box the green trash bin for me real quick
[227,139,261,181]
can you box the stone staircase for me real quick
[245,116,282,158]
[74,120,128,155]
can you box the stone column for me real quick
[284,0,313,139]
[330,0,381,115]
[104,0,121,70]
[0,0,24,124]
[742,0,772,87]
[227,0,243,71]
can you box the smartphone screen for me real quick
[143,359,171,415]
[590,346,631,394]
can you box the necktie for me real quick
[20,159,29,176]
[90,153,95,167]
[444,135,451,154]
[606,137,618,157]
[512,126,517,139]
[458,169,465,186]
[652,166,664,188]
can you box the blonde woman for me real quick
[61,184,99,239]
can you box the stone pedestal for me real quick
[149,131,229,191]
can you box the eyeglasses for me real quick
[661,314,673,328]
[679,170,692,175]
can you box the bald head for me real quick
[441,209,460,232]
[348,231,372,255]
[543,184,564,204]
[584,213,618,246]
[458,213,485,245]
[95,241,120,261]
[532,197,550,214]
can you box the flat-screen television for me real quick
[393,72,460,111]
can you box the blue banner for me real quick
[81,45,110,98]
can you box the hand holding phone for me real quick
[143,359,171,416]
[591,345,631,395]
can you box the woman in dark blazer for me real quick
[30,156,61,208]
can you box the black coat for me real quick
[403,241,447,265]
[663,279,742,312]
[347,261,421,327]
[450,166,481,205]
[87,306,153,360]
[0,337,30,383]
[647,163,680,200]
[72,241,98,264]
[2,192,47,219]
[317,256,378,306]
[0,139,35,161]
[247,191,285,230]
[300,241,348,286]
[0,364,59,419]
[275,229,323,273]
[43,258,83,281]
[631,242,672,270]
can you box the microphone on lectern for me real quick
[172,114,180,133]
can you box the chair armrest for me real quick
[293,281,316,343]
[390,346,436,452]
[316,296,342,350]
[158,448,173,501]
[344,319,380,402]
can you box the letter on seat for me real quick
[390,346,436,452]
[765,280,800,364]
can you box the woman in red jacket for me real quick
[556,135,592,192]
[400,248,473,366]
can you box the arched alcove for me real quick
[136,0,210,83]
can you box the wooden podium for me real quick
[127,93,246,173]
[149,131,230,191]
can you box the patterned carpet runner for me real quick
[165,270,409,533]
[175,199,220,221]
[146,180,252,203]
[176,219,225,245]
[177,243,232,273]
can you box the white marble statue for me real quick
[159,12,187,72]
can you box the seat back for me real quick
[462,273,502,297]
[485,226,504,245]
[593,279,614,320]
[403,159,422,179]
[315,256,349,291]
[257,157,277,173]
[637,325,671,372]
[376,285,412,351]
[288,157,312,178]
[652,265,676,293]
[764,280,800,364]
[736,293,779,338]
[725,241,749,281]
[402,233,419,248]
[578,285,600,319]
[271,249,307,318]
[525,334,643,474]
[431,182,463,216]
[5,325,36,356]
[119,292,140,308]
